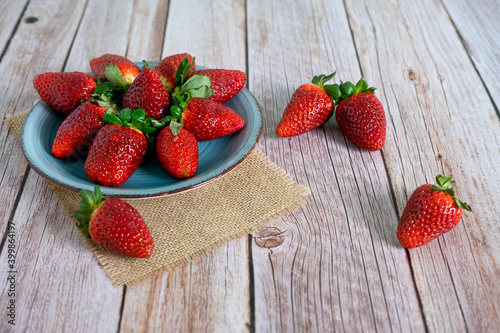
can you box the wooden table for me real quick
[1,0,499,332]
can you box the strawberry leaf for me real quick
[169,120,183,136]
[104,63,127,88]
[119,108,133,123]
[188,85,214,99]
[182,74,212,92]
[131,108,146,123]
[175,56,195,87]
[103,113,122,125]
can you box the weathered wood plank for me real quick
[247,0,424,332]
[0,0,162,331]
[441,0,500,114]
[0,0,87,245]
[0,0,29,55]
[345,0,500,331]
[120,0,251,331]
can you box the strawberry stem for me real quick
[431,174,472,211]
[74,186,106,239]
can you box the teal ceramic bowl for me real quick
[22,62,262,198]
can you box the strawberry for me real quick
[90,54,140,85]
[52,101,108,158]
[180,98,245,141]
[154,53,195,93]
[276,73,337,137]
[334,77,386,151]
[33,72,97,116]
[156,123,198,178]
[122,66,170,120]
[51,83,119,158]
[74,186,153,258]
[165,59,244,141]
[397,174,472,248]
[186,69,246,104]
[85,108,157,187]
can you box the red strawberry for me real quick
[334,77,386,151]
[180,98,245,141]
[90,54,140,84]
[276,73,336,137]
[33,72,97,115]
[74,186,153,258]
[156,124,198,178]
[122,67,170,120]
[397,174,472,248]
[186,69,246,104]
[85,109,157,187]
[52,101,108,158]
[154,53,195,93]
[164,62,244,141]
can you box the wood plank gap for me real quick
[159,0,172,59]
[341,0,363,76]
[0,166,30,254]
[439,1,500,120]
[0,0,31,64]
[116,285,127,333]
[60,0,90,72]
[247,235,256,333]
[406,250,430,333]
[439,239,469,332]
[244,0,250,83]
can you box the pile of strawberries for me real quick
[33,53,247,186]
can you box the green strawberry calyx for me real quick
[159,56,214,136]
[311,72,338,100]
[431,174,472,211]
[329,77,376,105]
[103,108,160,142]
[74,186,106,239]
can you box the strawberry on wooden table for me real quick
[90,53,140,85]
[276,73,337,137]
[33,71,97,116]
[85,108,157,187]
[334,77,386,151]
[154,53,195,93]
[397,174,472,248]
[74,186,154,258]
[156,122,199,178]
[186,68,246,104]
[122,64,170,120]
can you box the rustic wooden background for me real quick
[0,0,499,332]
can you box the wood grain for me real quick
[442,0,500,112]
[247,0,424,332]
[345,0,500,331]
[120,1,251,332]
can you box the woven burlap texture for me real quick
[5,111,310,287]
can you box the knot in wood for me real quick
[254,227,285,248]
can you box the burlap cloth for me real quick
[5,111,310,287]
